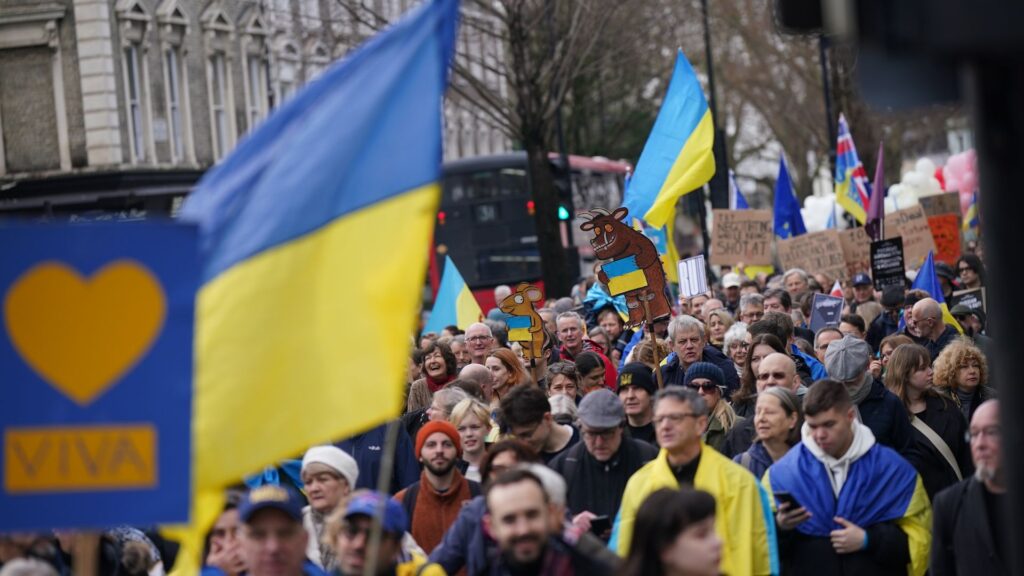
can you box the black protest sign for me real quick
[951,288,986,313]
[871,238,905,291]
[810,293,845,333]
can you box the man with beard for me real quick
[484,468,613,576]
[931,400,1008,575]
[394,421,480,554]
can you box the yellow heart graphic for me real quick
[4,260,166,406]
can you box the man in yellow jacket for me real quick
[611,386,775,575]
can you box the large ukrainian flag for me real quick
[168,0,459,570]
[623,48,715,229]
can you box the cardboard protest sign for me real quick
[951,288,986,313]
[918,193,961,218]
[0,223,196,531]
[885,205,936,269]
[678,254,709,299]
[776,230,847,282]
[710,209,773,265]
[838,227,873,279]
[810,293,845,333]
[928,213,961,265]
[871,237,906,291]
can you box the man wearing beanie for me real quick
[825,335,912,454]
[549,389,658,537]
[616,363,658,445]
[301,446,359,570]
[684,361,742,454]
[394,421,480,555]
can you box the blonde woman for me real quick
[684,362,741,453]
[449,398,494,483]
[706,309,734,350]
[933,338,994,422]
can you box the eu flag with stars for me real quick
[774,156,806,239]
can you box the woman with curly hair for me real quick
[933,338,995,422]
[730,334,786,419]
[885,343,972,498]
[406,341,458,413]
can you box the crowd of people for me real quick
[0,252,1006,576]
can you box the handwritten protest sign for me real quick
[838,227,873,279]
[710,210,773,265]
[885,205,936,269]
[777,230,847,282]
[918,193,961,218]
[810,293,845,333]
[678,255,709,298]
[928,213,961,265]
[871,237,906,291]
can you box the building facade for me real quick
[0,0,511,216]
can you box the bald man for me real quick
[911,298,958,361]
[757,353,805,397]
[700,298,725,322]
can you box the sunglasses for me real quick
[687,382,720,393]
[757,371,788,381]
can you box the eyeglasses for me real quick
[687,383,720,393]
[958,266,974,273]
[466,335,491,343]
[757,371,788,381]
[582,428,619,440]
[653,413,699,425]
[968,425,1000,441]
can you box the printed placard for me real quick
[678,254,709,299]
[776,230,847,282]
[710,209,773,265]
[810,293,845,333]
[951,288,986,314]
[870,237,906,291]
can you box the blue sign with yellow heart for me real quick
[0,222,196,531]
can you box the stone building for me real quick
[0,0,510,217]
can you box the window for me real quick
[247,55,266,127]
[124,44,146,162]
[165,47,184,161]
[210,53,229,159]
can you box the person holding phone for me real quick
[763,379,932,576]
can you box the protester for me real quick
[597,308,629,365]
[233,485,327,576]
[0,559,58,576]
[738,294,765,325]
[900,289,930,340]
[866,286,904,351]
[499,384,579,463]
[782,268,810,298]
[456,364,493,404]
[683,362,741,453]
[426,387,469,423]
[336,424,418,495]
[731,334,787,419]
[327,491,443,576]
[883,344,971,499]
[616,363,658,445]
[612,387,772,575]
[556,311,617,389]
[869,333,914,379]
[849,273,875,313]
[749,312,824,385]
[204,492,246,575]
[575,351,609,395]
[545,361,580,400]
[956,254,985,290]
[428,441,540,575]
[722,352,803,459]
[764,379,931,576]
[838,313,866,340]
[932,338,995,422]
[485,348,529,403]
[763,288,816,343]
[911,298,959,361]
[661,316,739,393]
[394,422,479,555]
[930,400,1008,575]
[722,322,751,377]
[626,337,671,370]
[734,387,802,479]
[619,488,722,576]
[706,309,734,350]
[407,342,458,415]
[450,398,494,482]
[300,447,359,569]
[949,305,995,362]
[549,389,657,532]
[813,327,843,365]
[450,335,471,372]
[484,468,614,576]
[824,335,912,453]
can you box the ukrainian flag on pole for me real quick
[912,251,963,334]
[168,0,459,571]
[623,49,715,229]
[423,256,482,332]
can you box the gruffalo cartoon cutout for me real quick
[579,207,671,327]
[498,283,545,360]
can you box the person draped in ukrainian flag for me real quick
[765,379,931,576]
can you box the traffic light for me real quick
[558,205,571,220]
[550,156,574,221]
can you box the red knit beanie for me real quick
[416,421,461,457]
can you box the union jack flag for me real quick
[834,114,871,224]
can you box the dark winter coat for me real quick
[548,437,658,517]
[931,477,1010,576]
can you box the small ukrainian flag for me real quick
[604,256,649,295]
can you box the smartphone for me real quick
[589,515,612,535]
[774,491,802,510]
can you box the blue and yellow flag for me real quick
[170,0,458,571]
[962,191,979,233]
[424,256,482,332]
[911,251,963,334]
[774,156,806,239]
[623,49,715,229]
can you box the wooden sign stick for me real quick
[642,298,664,389]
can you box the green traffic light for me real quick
[558,206,571,220]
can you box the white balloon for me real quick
[915,158,937,178]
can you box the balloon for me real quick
[934,167,946,190]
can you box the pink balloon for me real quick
[961,170,978,195]
[959,189,973,215]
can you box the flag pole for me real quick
[643,299,664,389]
[365,419,402,576]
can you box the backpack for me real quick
[400,480,481,526]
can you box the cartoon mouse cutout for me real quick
[579,207,671,328]
[499,283,545,360]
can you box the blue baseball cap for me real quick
[239,485,305,523]
[852,273,872,287]
[343,491,408,534]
